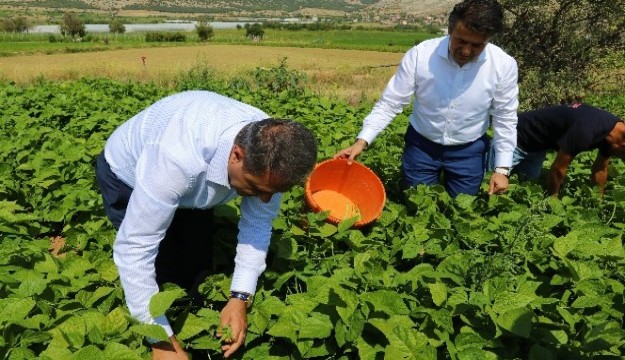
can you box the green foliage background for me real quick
[1,61,625,359]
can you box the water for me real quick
[29,21,250,34]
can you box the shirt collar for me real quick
[205,123,248,188]
[438,35,489,66]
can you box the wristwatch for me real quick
[494,167,511,176]
[230,291,253,308]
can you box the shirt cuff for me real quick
[230,267,259,295]
[356,129,378,146]
[494,151,513,168]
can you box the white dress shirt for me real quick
[357,35,518,167]
[104,91,282,336]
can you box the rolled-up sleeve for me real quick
[230,193,282,294]
[490,59,519,167]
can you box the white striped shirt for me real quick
[104,91,282,336]
[357,35,518,167]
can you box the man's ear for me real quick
[230,144,245,163]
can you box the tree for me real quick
[60,12,86,38]
[497,0,625,107]
[1,16,29,33]
[109,18,125,34]
[195,19,213,41]
[246,23,264,40]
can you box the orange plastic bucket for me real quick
[305,158,386,228]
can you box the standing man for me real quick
[95,91,318,359]
[492,103,625,195]
[336,0,518,197]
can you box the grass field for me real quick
[0,44,404,103]
[0,27,439,102]
[0,28,436,56]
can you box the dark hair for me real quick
[448,0,504,37]
[234,118,318,191]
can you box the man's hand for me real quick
[488,173,509,195]
[217,298,248,358]
[152,336,188,360]
[334,138,368,164]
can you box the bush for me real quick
[60,12,86,38]
[245,23,264,40]
[145,32,186,42]
[195,20,213,42]
[109,19,125,34]
[1,16,28,33]
[498,0,625,107]
[250,57,307,96]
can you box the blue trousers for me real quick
[95,151,213,295]
[401,126,489,197]
[487,144,546,179]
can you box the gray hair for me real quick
[448,0,504,37]
[234,118,318,191]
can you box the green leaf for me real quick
[70,345,103,360]
[298,313,333,339]
[78,286,115,307]
[81,311,106,344]
[267,307,306,342]
[556,306,578,328]
[454,332,492,352]
[384,325,435,360]
[6,347,36,359]
[492,292,535,314]
[130,324,169,342]
[290,224,306,236]
[177,313,208,341]
[369,316,416,342]
[97,261,119,282]
[33,254,59,274]
[402,227,429,259]
[0,298,36,324]
[13,279,48,297]
[102,343,143,360]
[356,336,381,360]
[58,316,86,348]
[361,290,409,315]
[428,282,447,306]
[553,231,581,259]
[189,334,221,350]
[496,307,533,338]
[571,295,603,309]
[337,214,359,232]
[313,222,337,238]
[149,288,186,318]
[40,340,73,360]
[102,307,129,336]
[457,347,498,360]
[16,314,49,330]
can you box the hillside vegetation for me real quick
[0,0,457,16]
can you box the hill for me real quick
[1,0,457,17]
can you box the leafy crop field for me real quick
[2,67,625,359]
